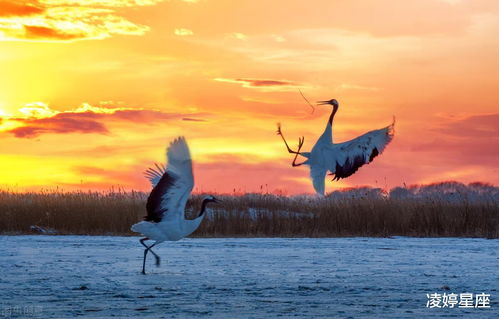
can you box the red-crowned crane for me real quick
[277,99,394,195]
[131,137,220,274]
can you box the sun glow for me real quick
[0,105,7,117]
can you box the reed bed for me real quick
[0,182,497,237]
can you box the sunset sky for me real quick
[0,0,498,194]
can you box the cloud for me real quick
[0,0,166,42]
[1,102,207,138]
[182,117,206,122]
[18,102,57,117]
[411,113,499,166]
[271,34,286,42]
[437,0,464,5]
[226,32,247,40]
[336,83,380,92]
[0,1,43,17]
[214,77,308,92]
[174,28,193,36]
[41,1,164,6]
[23,25,84,40]
[434,113,499,138]
[9,113,109,138]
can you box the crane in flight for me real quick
[277,99,394,195]
[131,137,220,274]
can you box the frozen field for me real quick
[0,236,497,318]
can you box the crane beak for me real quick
[316,100,332,105]
[213,198,222,204]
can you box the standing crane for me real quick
[277,99,394,195]
[131,137,220,274]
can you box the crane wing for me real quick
[144,163,166,187]
[144,137,194,222]
[325,120,394,181]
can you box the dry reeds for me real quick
[0,182,497,237]
[0,189,145,235]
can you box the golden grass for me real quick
[0,185,497,237]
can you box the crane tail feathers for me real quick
[310,168,327,196]
[131,221,156,237]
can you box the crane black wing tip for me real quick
[172,136,187,144]
[168,136,190,151]
[144,165,165,176]
[331,155,365,180]
[387,116,396,137]
[369,147,379,162]
[167,136,185,150]
[153,162,166,173]
[143,163,167,185]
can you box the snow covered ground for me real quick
[0,236,497,318]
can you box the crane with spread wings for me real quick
[131,137,220,274]
[277,99,394,195]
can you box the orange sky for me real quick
[0,0,498,194]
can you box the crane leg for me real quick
[140,238,161,274]
[142,248,148,274]
[140,238,161,266]
[277,123,302,154]
[291,136,306,167]
[141,243,157,275]
[292,156,306,167]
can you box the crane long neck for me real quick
[198,199,210,217]
[328,105,339,126]
[183,201,209,237]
